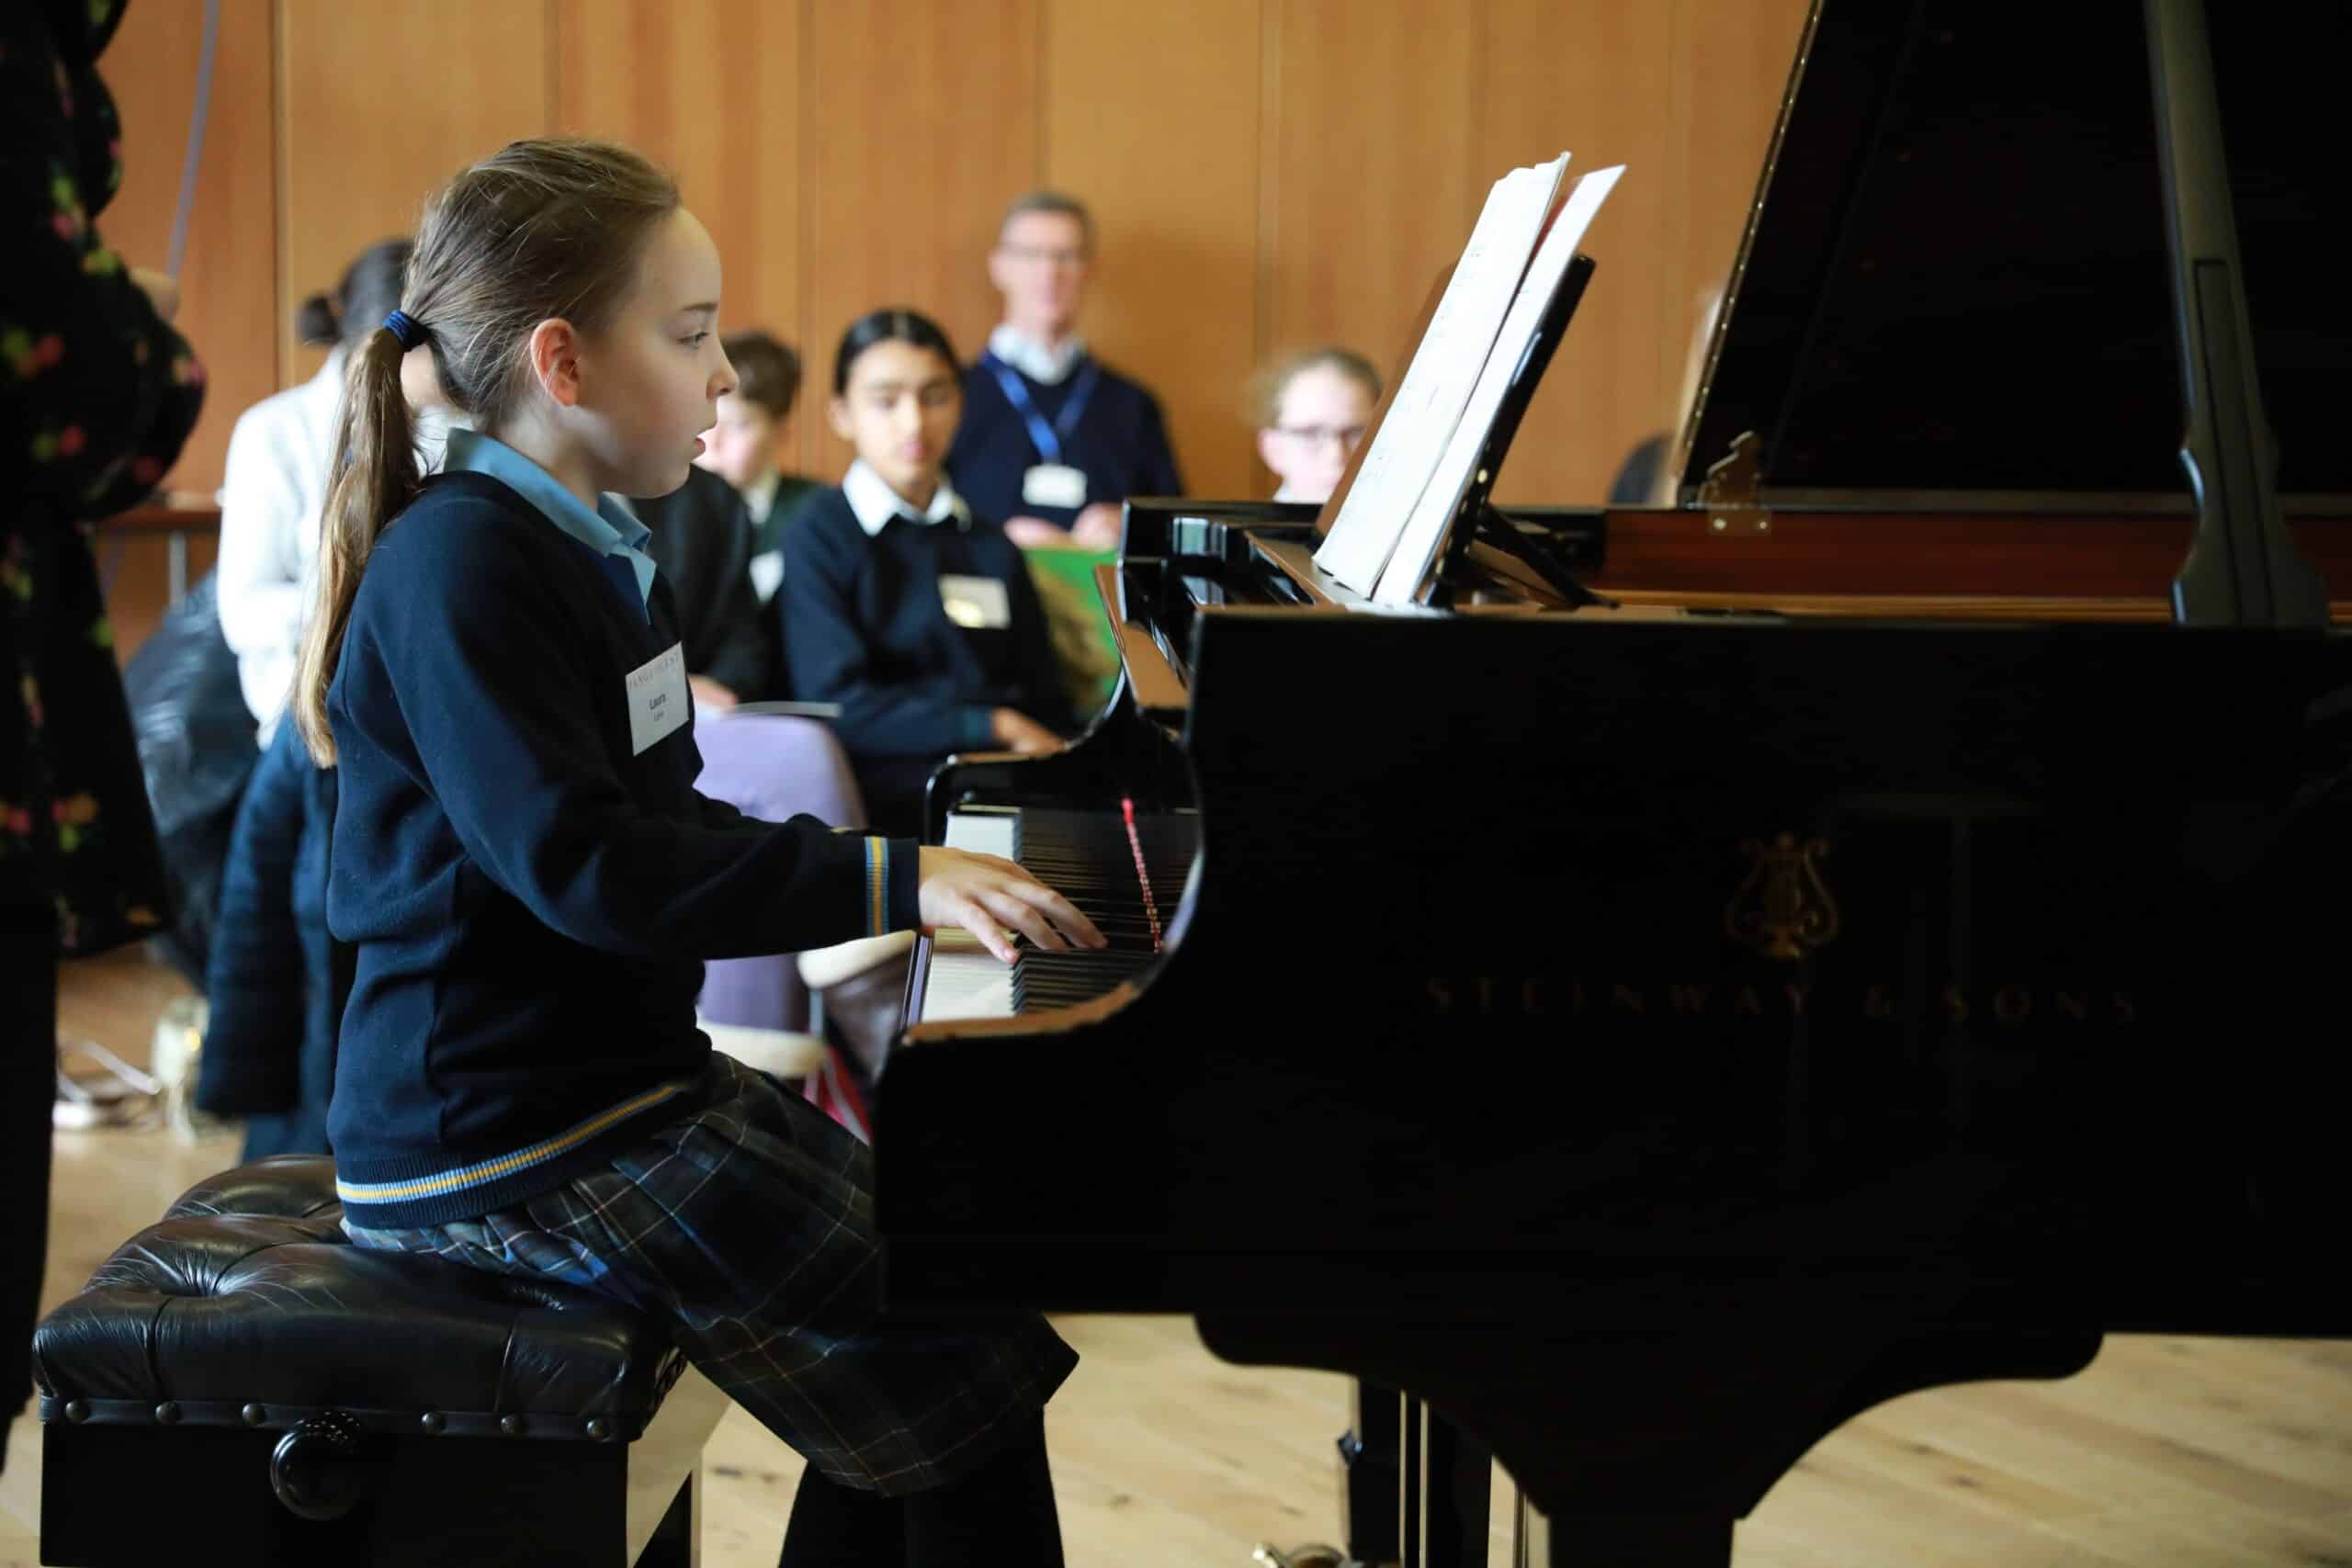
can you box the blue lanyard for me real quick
[983,353,1100,468]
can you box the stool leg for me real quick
[638,1469,698,1567]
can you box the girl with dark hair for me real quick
[294,141,1099,1564]
[782,309,1076,836]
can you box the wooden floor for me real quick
[6,945,2350,1567]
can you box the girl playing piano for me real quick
[290,137,1100,1566]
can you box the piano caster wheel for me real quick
[1250,1544,1350,1568]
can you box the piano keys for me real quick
[907,807,1197,1025]
[904,809,1014,1024]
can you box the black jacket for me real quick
[634,466,773,700]
[323,468,915,1229]
[196,716,336,1158]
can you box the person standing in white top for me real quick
[217,239,447,743]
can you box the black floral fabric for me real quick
[0,0,207,954]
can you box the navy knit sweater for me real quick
[781,485,1074,835]
[325,470,918,1229]
[945,355,1183,529]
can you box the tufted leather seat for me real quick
[32,1156,725,1566]
[35,1155,683,1442]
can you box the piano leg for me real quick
[1510,1489,1731,1568]
[1417,1399,1492,1568]
[1399,1390,1423,1567]
[1394,1388,1493,1568]
[1201,1314,2101,1568]
[1339,1380,1401,1563]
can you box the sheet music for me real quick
[1372,164,1626,604]
[1313,153,1569,593]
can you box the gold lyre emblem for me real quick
[1725,832,1839,961]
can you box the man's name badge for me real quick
[625,641,690,755]
[1022,463,1088,511]
[939,574,1012,629]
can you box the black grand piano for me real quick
[875,2,2352,1562]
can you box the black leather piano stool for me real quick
[31,1156,729,1566]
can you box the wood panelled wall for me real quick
[102,0,1808,509]
[98,0,278,499]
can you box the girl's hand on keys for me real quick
[917,846,1106,964]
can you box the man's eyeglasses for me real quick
[1274,423,1368,451]
[998,243,1089,268]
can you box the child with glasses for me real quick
[1253,347,1381,505]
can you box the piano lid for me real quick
[1680,1,2349,506]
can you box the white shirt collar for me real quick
[742,467,782,525]
[842,459,969,537]
[988,323,1087,386]
[442,427,657,612]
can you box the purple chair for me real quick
[691,713,866,1033]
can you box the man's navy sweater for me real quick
[325,469,917,1229]
[781,486,1074,835]
[945,355,1183,529]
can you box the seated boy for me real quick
[695,328,823,602]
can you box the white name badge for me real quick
[1021,462,1088,511]
[625,641,691,755]
[939,574,1012,629]
[747,549,784,604]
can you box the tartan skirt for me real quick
[344,1052,1077,1495]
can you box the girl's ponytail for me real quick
[290,322,422,765]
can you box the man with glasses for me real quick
[950,191,1184,552]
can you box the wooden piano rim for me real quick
[1296,507,2352,619]
[1582,506,2352,604]
[1504,589,2352,623]
[1184,506,2352,617]
[1149,546,2352,626]
[902,976,1138,1045]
